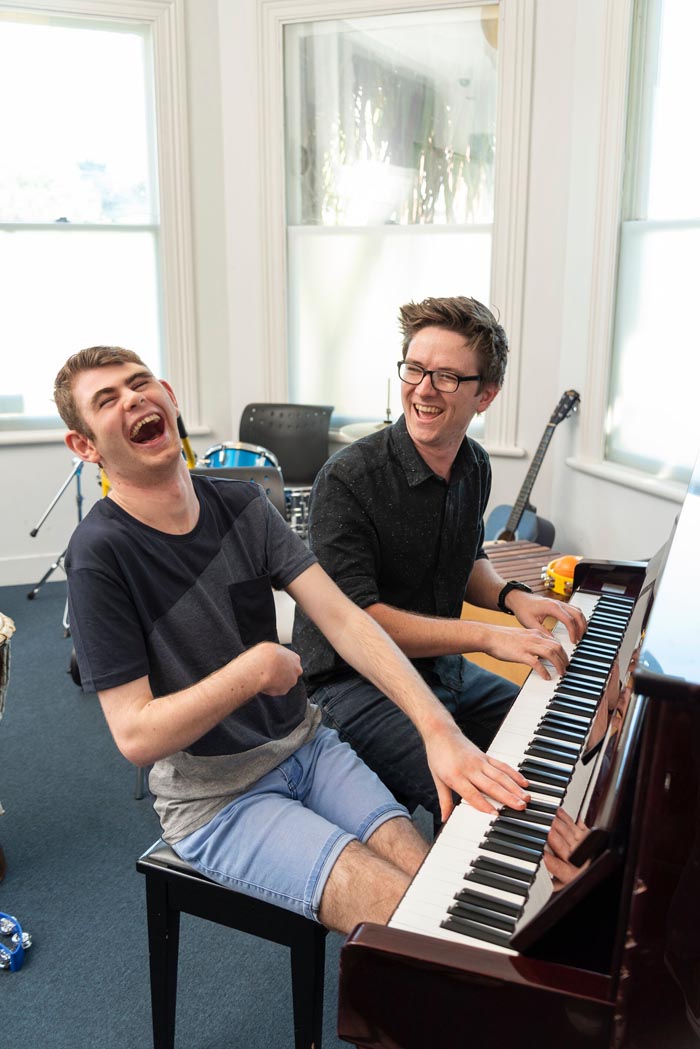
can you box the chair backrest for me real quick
[190,466,286,517]
[239,403,333,486]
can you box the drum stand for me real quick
[27,458,85,634]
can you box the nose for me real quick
[124,387,146,410]
[415,370,436,395]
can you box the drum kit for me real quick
[198,441,313,540]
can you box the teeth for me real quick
[415,405,441,415]
[130,413,160,439]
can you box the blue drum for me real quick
[199,442,279,470]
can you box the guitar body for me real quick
[482,389,580,549]
[484,505,555,546]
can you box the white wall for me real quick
[0,0,684,588]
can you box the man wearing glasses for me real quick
[293,296,586,825]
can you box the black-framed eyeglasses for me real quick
[396,360,481,394]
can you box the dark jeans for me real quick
[312,655,518,824]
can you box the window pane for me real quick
[0,229,160,424]
[288,227,491,420]
[607,221,700,482]
[0,19,155,224]
[284,7,498,227]
[645,1,700,220]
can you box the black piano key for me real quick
[490,819,549,846]
[519,759,570,783]
[526,743,577,766]
[465,869,529,896]
[448,901,516,932]
[536,724,587,745]
[541,710,589,727]
[471,856,534,883]
[494,817,549,842]
[441,915,513,947]
[480,836,544,863]
[519,780,565,799]
[523,798,559,815]
[501,805,555,826]
[559,674,605,694]
[538,718,588,739]
[549,699,597,717]
[454,887,522,917]
[554,683,601,700]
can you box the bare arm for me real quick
[97,641,303,767]
[287,564,530,820]
[365,556,586,681]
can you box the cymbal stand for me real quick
[27,459,85,633]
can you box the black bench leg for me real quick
[290,926,326,1049]
[144,873,180,1049]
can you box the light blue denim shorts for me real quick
[173,726,409,922]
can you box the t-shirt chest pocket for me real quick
[228,573,277,647]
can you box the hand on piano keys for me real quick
[495,587,589,647]
[425,727,531,822]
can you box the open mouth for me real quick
[130,413,165,444]
[414,403,442,418]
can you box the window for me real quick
[0,1,196,435]
[606,0,699,484]
[283,6,498,425]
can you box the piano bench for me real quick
[136,840,327,1049]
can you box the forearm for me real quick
[366,601,497,657]
[330,604,463,739]
[99,643,294,766]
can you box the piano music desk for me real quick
[462,540,565,686]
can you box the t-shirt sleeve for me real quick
[67,553,149,694]
[306,459,381,609]
[261,490,317,590]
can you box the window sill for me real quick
[0,424,212,448]
[567,457,687,504]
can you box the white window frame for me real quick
[572,0,685,504]
[0,0,198,443]
[257,0,535,457]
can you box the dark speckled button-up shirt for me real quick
[292,414,492,691]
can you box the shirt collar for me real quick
[389,414,472,488]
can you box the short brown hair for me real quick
[54,346,148,435]
[398,296,508,388]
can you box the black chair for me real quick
[238,404,333,487]
[137,839,327,1049]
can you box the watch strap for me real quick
[497,580,533,615]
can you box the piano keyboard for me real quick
[390,588,637,953]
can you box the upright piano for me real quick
[338,461,700,1048]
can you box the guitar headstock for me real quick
[550,389,581,425]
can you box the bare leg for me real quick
[318,817,429,934]
[365,814,430,875]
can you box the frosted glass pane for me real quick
[288,227,491,420]
[607,221,700,481]
[646,1,700,220]
[0,230,161,422]
[0,20,155,224]
[284,7,498,226]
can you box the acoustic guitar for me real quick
[484,389,580,544]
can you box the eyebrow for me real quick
[89,369,154,409]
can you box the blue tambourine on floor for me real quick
[0,912,32,972]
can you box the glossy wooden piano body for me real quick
[338,466,700,1048]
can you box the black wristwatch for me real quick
[497,580,533,615]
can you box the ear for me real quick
[65,430,102,465]
[476,383,500,414]
[160,379,179,413]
